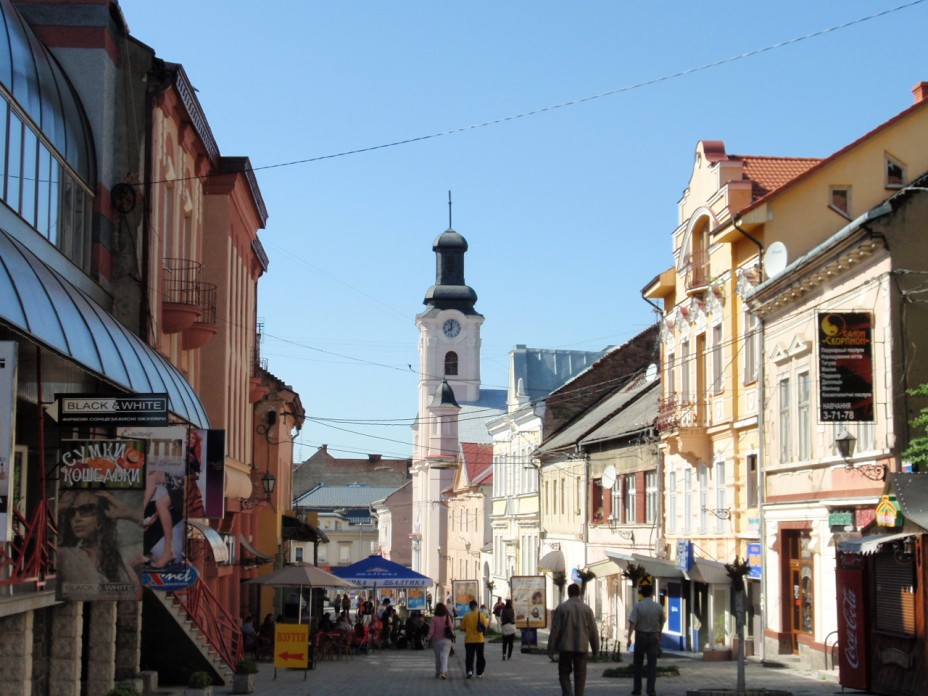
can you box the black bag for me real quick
[444,618,456,642]
[476,618,486,634]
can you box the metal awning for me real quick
[187,520,230,563]
[239,535,273,565]
[0,228,208,427]
[838,532,916,555]
[685,558,730,585]
[586,557,624,578]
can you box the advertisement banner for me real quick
[119,425,187,570]
[817,312,874,422]
[186,429,225,519]
[836,552,869,691]
[407,587,426,611]
[0,342,17,542]
[56,439,146,601]
[452,579,478,619]
[510,575,547,628]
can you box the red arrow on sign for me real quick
[278,651,306,661]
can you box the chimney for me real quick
[368,454,382,463]
[913,82,928,104]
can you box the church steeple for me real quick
[422,228,478,314]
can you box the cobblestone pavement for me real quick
[207,646,846,696]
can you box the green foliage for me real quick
[235,660,258,675]
[187,671,212,689]
[902,383,928,469]
[105,688,141,696]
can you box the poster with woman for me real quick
[56,439,146,601]
[510,575,547,628]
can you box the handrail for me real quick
[824,629,839,672]
[171,573,244,669]
[0,501,57,589]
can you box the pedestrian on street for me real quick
[548,582,599,696]
[427,602,454,679]
[500,598,517,660]
[460,599,488,678]
[627,583,665,696]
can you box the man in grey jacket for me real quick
[548,583,600,696]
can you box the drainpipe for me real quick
[733,214,767,662]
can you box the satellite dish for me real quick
[645,363,658,383]
[764,241,788,278]
[602,465,617,490]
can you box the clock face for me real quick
[442,319,461,339]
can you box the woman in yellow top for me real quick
[460,600,488,678]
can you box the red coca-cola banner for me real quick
[836,552,869,691]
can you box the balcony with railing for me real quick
[658,393,711,466]
[249,322,269,403]
[684,248,710,295]
[162,258,203,333]
[181,282,219,350]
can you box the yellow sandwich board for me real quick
[274,623,309,669]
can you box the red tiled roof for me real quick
[461,442,493,484]
[735,156,822,200]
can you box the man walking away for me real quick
[548,582,599,696]
[460,599,488,678]
[627,583,665,696]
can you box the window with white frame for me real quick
[681,340,691,403]
[712,323,724,394]
[667,350,676,397]
[295,546,304,563]
[698,463,708,532]
[645,471,658,524]
[338,542,350,563]
[684,467,692,532]
[798,371,811,460]
[625,474,637,524]
[779,377,792,463]
[830,186,851,217]
[714,460,726,533]
[560,478,566,515]
[886,154,906,188]
[611,480,622,524]
[667,470,676,532]
[857,420,874,453]
[744,310,758,384]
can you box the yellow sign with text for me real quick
[274,623,309,669]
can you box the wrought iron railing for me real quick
[684,248,710,291]
[163,258,203,306]
[171,574,244,670]
[0,502,56,589]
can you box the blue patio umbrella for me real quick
[332,554,432,592]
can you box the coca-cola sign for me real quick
[836,553,869,690]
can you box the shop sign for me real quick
[274,623,309,669]
[676,540,693,571]
[817,312,874,422]
[58,393,169,426]
[143,564,199,591]
[747,542,762,579]
[875,495,903,527]
[829,511,854,528]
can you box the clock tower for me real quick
[415,226,484,442]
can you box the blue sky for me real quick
[118,1,928,461]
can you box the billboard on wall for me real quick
[119,425,188,570]
[187,429,225,519]
[510,575,547,628]
[56,439,147,601]
[58,393,168,426]
[817,312,874,422]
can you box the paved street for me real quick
[205,647,846,696]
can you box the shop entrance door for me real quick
[785,530,813,653]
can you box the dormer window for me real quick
[829,186,851,219]
[886,155,905,189]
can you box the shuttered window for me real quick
[875,553,916,636]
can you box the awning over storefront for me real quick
[538,549,566,573]
[837,532,915,555]
[685,558,730,585]
[282,514,329,544]
[187,520,230,563]
[0,229,209,427]
[891,473,928,529]
[586,557,624,578]
[605,551,683,579]
[239,535,273,565]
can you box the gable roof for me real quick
[737,156,822,200]
[461,442,493,486]
[294,483,400,508]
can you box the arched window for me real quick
[444,351,458,376]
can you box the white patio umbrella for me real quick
[246,564,357,625]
